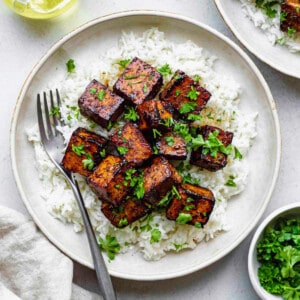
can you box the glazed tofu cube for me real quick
[110,122,153,167]
[159,70,211,117]
[78,79,125,128]
[87,155,127,205]
[101,198,151,228]
[190,125,233,171]
[155,132,187,160]
[113,57,163,105]
[166,183,215,227]
[61,127,107,177]
[281,1,300,32]
[143,156,182,204]
[136,99,174,132]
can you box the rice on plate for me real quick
[239,0,300,53]
[27,28,257,261]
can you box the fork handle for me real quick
[70,177,117,300]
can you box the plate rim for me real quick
[214,0,300,79]
[10,9,281,280]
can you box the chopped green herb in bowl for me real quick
[248,203,300,300]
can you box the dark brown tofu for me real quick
[101,198,151,228]
[87,155,128,205]
[61,127,107,177]
[78,79,125,128]
[166,183,215,227]
[110,122,153,167]
[113,57,163,105]
[281,1,300,32]
[143,156,182,204]
[190,125,233,172]
[136,99,174,132]
[156,132,187,160]
[159,70,211,117]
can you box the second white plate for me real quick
[215,0,300,78]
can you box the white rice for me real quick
[27,28,257,261]
[239,0,300,53]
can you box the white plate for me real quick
[214,0,300,79]
[10,11,281,280]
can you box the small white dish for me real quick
[214,0,300,79]
[248,202,300,299]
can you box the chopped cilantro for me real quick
[124,106,139,121]
[225,175,237,187]
[90,87,97,95]
[98,235,120,260]
[82,156,94,170]
[175,90,181,96]
[187,113,202,121]
[193,75,200,82]
[164,135,174,146]
[194,222,202,228]
[99,149,106,158]
[255,0,278,18]
[97,90,106,101]
[158,64,172,76]
[187,86,200,101]
[71,144,85,156]
[116,59,131,68]
[150,228,161,244]
[176,213,192,225]
[49,106,60,116]
[184,205,195,211]
[118,217,128,227]
[114,184,121,190]
[288,27,296,36]
[66,59,75,73]
[157,191,172,207]
[179,102,197,114]
[256,218,300,299]
[125,75,139,80]
[152,128,162,138]
[143,83,148,93]
[234,146,243,160]
[171,185,181,199]
[117,146,129,155]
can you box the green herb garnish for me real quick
[66,59,75,73]
[97,90,106,101]
[187,86,200,101]
[124,106,139,121]
[176,213,192,225]
[164,135,174,146]
[90,87,97,95]
[257,218,300,299]
[116,59,131,68]
[225,175,237,187]
[98,235,120,260]
[158,64,172,76]
[150,228,161,244]
[234,146,243,160]
[179,102,197,114]
[117,146,129,155]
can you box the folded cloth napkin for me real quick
[0,205,102,300]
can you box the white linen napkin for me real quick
[0,205,102,300]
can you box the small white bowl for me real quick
[248,202,300,300]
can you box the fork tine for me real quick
[43,92,54,139]
[50,90,59,135]
[37,94,48,143]
[56,89,65,127]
